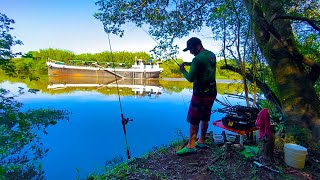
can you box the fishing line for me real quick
[140,27,193,114]
[107,33,132,160]
[141,27,180,66]
[140,27,194,116]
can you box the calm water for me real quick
[1,79,246,180]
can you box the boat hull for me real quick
[47,62,162,78]
[48,76,162,87]
[47,76,163,97]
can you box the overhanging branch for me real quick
[302,57,320,85]
[266,14,320,79]
[180,0,209,20]
[221,64,282,112]
[270,13,320,32]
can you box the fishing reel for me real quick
[122,116,133,125]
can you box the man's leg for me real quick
[176,122,198,155]
[187,123,199,148]
[197,121,208,144]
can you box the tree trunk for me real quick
[259,125,275,161]
[243,0,320,148]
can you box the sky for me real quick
[1,0,221,61]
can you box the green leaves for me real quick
[0,88,69,178]
[94,0,208,60]
[0,13,23,61]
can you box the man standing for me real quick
[176,37,217,155]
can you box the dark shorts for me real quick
[187,93,217,125]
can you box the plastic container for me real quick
[226,134,236,142]
[284,143,308,169]
[214,134,224,144]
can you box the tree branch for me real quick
[270,13,320,32]
[259,12,320,78]
[294,55,320,85]
[220,64,282,112]
[180,0,209,21]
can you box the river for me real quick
[0,77,248,179]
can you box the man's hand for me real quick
[182,62,192,66]
[179,63,185,72]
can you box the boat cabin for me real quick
[131,59,161,70]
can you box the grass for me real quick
[86,138,185,180]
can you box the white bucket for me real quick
[284,143,308,169]
[226,134,236,142]
[213,134,224,144]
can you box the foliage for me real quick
[12,49,152,74]
[287,1,320,98]
[0,88,69,179]
[87,160,132,179]
[159,60,183,78]
[11,48,244,80]
[0,13,23,77]
[94,0,209,60]
[11,48,76,77]
[0,13,23,60]
[216,60,242,79]
[93,0,267,107]
[159,59,243,79]
[295,33,320,97]
[93,0,319,90]
[75,51,150,67]
[94,0,320,146]
[1,13,48,81]
[93,0,265,66]
[284,0,320,44]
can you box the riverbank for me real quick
[89,132,319,179]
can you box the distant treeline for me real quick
[13,48,151,73]
[11,48,241,79]
[160,59,242,79]
[23,48,151,63]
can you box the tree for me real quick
[94,0,320,148]
[0,13,22,60]
[0,13,70,179]
[242,0,320,147]
[0,13,23,76]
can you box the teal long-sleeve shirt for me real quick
[181,49,216,86]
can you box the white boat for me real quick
[46,59,164,78]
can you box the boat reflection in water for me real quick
[47,76,162,97]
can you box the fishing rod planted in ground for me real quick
[107,33,133,160]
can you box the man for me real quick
[176,37,217,155]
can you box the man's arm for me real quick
[182,62,192,66]
[180,59,198,82]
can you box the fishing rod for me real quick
[140,28,181,66]
[140,28,194,119]
[107,33,132,160]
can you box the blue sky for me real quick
[1,0,220,61]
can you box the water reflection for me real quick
[0,77,248,180]
[48,76,163,97]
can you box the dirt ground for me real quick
[119,132,320,180]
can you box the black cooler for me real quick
[221,105,260,130]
